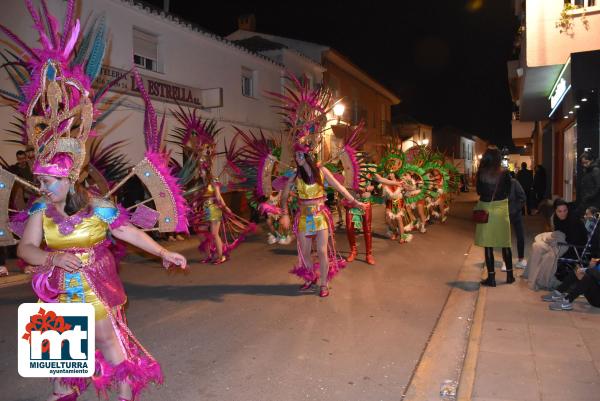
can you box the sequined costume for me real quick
[295,173,329,235]
[290,173,346,282]
[27,197,163,397]
[233,74,364,290]
[383,184,405,222]
[202,183,223,222]
[0,2,189,399]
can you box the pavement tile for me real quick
[472,351,540,401]
[535,355,600,401]
[570,308,600,329]
[529,324,591,362]
[484,300,528,324]
[480,320,532,356]
[526,305,574,328]
[578,327,600,362]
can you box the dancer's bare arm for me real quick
[111,224,187,269]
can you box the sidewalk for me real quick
[458,214,600,401]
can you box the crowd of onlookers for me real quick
[475,148,600,312]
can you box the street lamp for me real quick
[333,103,345,124]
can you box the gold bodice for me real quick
[295,174,325,200]
[42,214,109,250]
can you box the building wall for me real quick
[323,61,393,161]
[0,0,286,177]
[525,0,600,67]
[397,124,433,151]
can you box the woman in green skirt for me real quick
[475,148,514,287]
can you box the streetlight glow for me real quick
[333,103,345,118]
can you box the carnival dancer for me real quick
[19,155,187,401]
[1,3,191,400]
[427,168,449,223]
[234,75,365,297]
[345,163,377,264]
[279,150,364,297]
[171,106,256,265]
[380,173,414,243]
[199,172,231,264]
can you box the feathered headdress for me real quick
[267,73,336,156]
[0,0,122,181]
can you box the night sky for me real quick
[145,0,518,146]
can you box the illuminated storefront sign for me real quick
[548,58,571,117]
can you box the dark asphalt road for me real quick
[0,194,476,401]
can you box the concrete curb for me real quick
[402,243,482,400]
[456,285,487,400]
[0,273,31,288]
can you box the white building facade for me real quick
[0,0,324,175]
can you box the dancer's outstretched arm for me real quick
[374,174,398,186]
[321,167,364,209]
[111,224,187,269]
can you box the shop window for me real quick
[133,28,159,72]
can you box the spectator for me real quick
[516,162,534,215]
[544,258,600,311]
[475,148,514,287]
[502,177,527,271]
[584,207,599,234]
[532,165,547,213]
[526,199,588,290]
[25,145,35,169]
[579,151,600,215]
[9,150,34,209]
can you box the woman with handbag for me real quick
[474,148,514,287]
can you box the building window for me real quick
[566,0,595,6]
[242,68,255,98]
[133,28,159,72]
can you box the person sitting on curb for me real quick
[524,199,588,290]
[543,258,600,311]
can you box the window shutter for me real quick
[133,29,158,60]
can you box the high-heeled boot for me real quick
[345,208,357,262]
[506,269,515,284]
[481,271,496,287]
[363,204,375,265]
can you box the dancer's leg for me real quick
[211,220,223,258]
[95,318,132,400]
[316,229,329,287]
